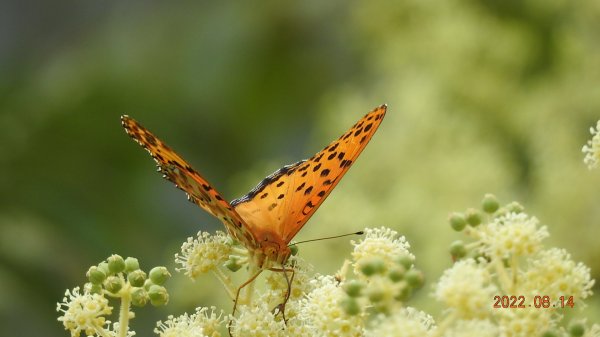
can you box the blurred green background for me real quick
[1,1,599,336]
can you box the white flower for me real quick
[522,248,595,303]
[582,120,600,169]
[434,259,498,319]
[56,287,113,337]
[155,307,225,337]
[351,227,414,276]
[443,319,498,337]
[299,275,364,337]
[496,307,554,337]
[482,212,548,258]
[229,303,285,337]
[365,307,435,337]
[263,256,314,306]
[175,231,233,279]
[155,312,205,337]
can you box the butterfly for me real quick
[121,104,386,270]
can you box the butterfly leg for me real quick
[228,268,264,336]
[268,265,295,324]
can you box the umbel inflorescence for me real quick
[59,197,598,337]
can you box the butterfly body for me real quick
[122,104,386,268]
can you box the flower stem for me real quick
[118,287,132,337]
[212,268,236,300]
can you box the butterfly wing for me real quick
[231,104,386,244]
[121,115,258,248]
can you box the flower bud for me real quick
[482,194,499,213]
[104,276,123,294]
[342,280,364,297]
[359,258,386,277]
[224,257,242,272]
[131,287,148,307]
[449,212,467,231]
[367,288,384,303]
[465,208,482,227]
[98,262,110,275]
[87,266,106,285]
[568,322,585,337]
[450,240,467,259]
[388,267,405,282]
[148,285,169,306]
[124,257,140,273]
[149,267,170,285]
[127,270,147,287]
[340,297,360,316]
[396,254,414,270]
[88,283,103,295]
[405,269,424,289]
[395,285,412,301]
[107,254,125,274]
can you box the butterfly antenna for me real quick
[290,231,364,246]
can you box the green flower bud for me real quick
[482,194,499,213]
[124,257,140,273]
[104,276,123,294]
[568,322,585,337]
[373,302,390,315]
[127,269,147,287]
[396,254,414,270]
[405,269,424,289]
[541,331,559,337]
[395,285,412,301]
[148,285,169,306]
[149,267,170,285]
[87,266,106,285]
[359,258,386,277]
[450,240,467,259]
[340,297,360,316]
[342,280,364,297]
[131,287,148,307]
[144,279,153,291]
[289,244,299,256]
[449,212,467,231]
[388,267,405,282]
[224,257,242,272]
[367,288,385,303]
[88,283,103,295]
[107,254,125,274]
[98,262,110,275]
[506,201,524,214]
[465,208,482,227]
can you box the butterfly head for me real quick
[257,232,291,266]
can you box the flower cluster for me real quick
[60,212,599,337]
[582,120,600,169]
[155,306,226,337]
[437,194,597,337]
[57,255,170,337]
[175,231,234,279]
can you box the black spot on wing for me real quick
[230,160,306,206]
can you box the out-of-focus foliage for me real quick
[0,1,598,336]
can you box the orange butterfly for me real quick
[121,104,386,269]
